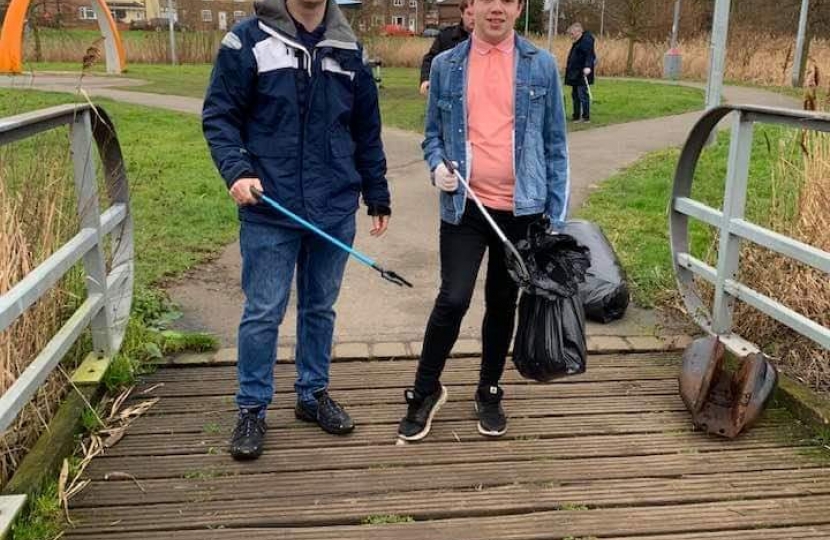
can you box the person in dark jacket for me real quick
[202,0,391,461]
[419,0,475,95]
[565,22,596,122]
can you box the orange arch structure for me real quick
[0,0,127,74]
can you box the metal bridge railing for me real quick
[670,104,830,356]
[0,104,134,434]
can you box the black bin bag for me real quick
[564,220,630,323]
[510,218,591,382]
[513,293,587,382]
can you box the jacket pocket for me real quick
[436,97,453,123]
[436,97,454,146]
[246,136,299,157]
[440,190,457,219]
[528,86,548,127]
[245,137,300,206]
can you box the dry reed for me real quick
[0,126,84,487]
[356,32,830,90]
[23,30,222,65]
[729,76,830,392]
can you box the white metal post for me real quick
[705,0,730,111]
[600,0,605,36]
[553,0,559,39]
[792,0,809,87]
[546,0,555,51]
[70,111,114,356]
[670,0,681,49]
[167,0,178,65]
[712,112,754,336]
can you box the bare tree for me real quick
[604,0,652,74]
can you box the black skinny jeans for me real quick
[414,204,541,396]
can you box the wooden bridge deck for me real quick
[65,352,830,539]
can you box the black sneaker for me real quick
[397,385,448,442]
[475,385,507,437]
[295,390,355,435]
[230,408,267,461]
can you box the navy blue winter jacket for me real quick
[565,31,596,86]
[202,0,390,228]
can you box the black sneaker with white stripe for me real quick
[475,385,507,437]
[397,385,448,442]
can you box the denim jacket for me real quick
[422,34,570,228]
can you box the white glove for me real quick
[434,161,458,192]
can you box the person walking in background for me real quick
[399,0,570,442]
[565,22,596,123]
[419,0,475,96]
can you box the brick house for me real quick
[21,0,147,27]
[351,0,462,35]
[177,0,251,30]
[9,0,462,34]
[19,0,146,28]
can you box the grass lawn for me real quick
[576,124,801,307]
[24,63,704,133]
[1,88,237,287]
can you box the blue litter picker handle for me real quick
[250,187,412,288]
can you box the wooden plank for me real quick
[136,379,681,415]
[63,496,830,540]
[122,394,691,436]
[67,468,830,534]
[122,407,700,437]
[120,409,790,444]
[86,427,796,478]
[601,527,830,540]
[106,411,725,453]
[143,353,681,383]
[778,372,830,429]
[2,384,101,497]
[70,353,111,385]
[134,366,681,397]
[69,447,824,508]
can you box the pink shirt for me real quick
[467,31,515,211]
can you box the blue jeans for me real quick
[571,84,590,120]
[236,217,355,412]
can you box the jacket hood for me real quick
[254,0,357,46]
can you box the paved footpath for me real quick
[1,74,798,347]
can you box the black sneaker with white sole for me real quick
[397,385,448,442]
[475,385,507,437]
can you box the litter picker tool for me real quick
[442,158,530,284]
[583,74,593,102]
[250,187,412,288]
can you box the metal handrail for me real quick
[670,104,830,356]
[0,104,134,433]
